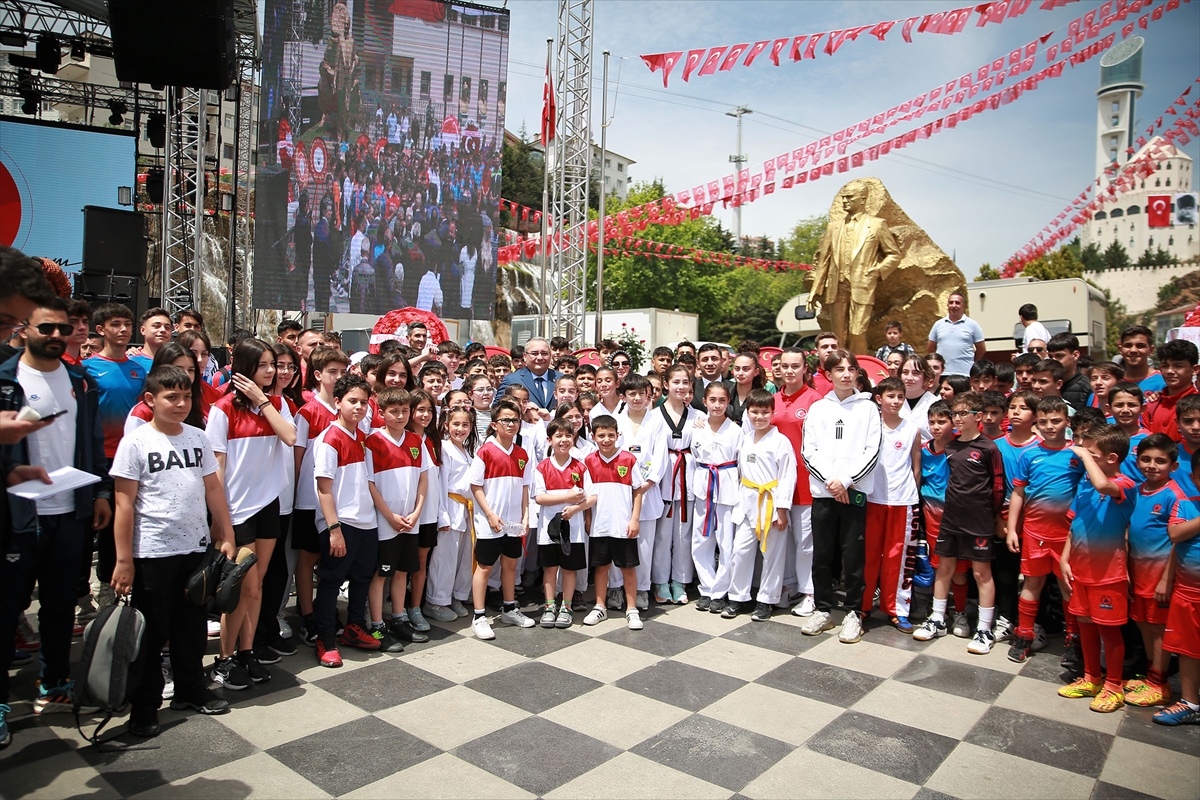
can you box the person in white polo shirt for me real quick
[927,292,985,378]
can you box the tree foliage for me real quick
[1081,241,1104,272]
[778,215,828,267]
[1137,246,1176,267]
[1102,240,1132,270]
[1022,246,1084,281]
[978,263,1001,281]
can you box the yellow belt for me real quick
[448,493,477,570]
[742,477,779,554]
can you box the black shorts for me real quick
[539,542,587,571]
[290,509,320,554]
[935,531,995,563]
[590,537,639,569]
[417,522,439,549]
[232,498,281,547]
[376,534,420,576]
[475,535,523,567]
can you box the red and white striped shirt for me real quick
[294,396,337,511]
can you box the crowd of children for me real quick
[4,307,1199,751]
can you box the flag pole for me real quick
[539,38,552,339]
[594,50,609,348]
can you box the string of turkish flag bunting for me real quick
[588,242,810,272]
[668,0,1188,215]
[1001,81,1200,276]
[638,0,1165,88]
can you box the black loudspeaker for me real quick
[83,206,147,278]
[108,0,235,90]
[253,166,291,309]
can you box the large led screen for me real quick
[255,0,509,325]
[0,118,136,271]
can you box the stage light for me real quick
[35,34,60,74]
[70,39,86,62]
[220,192,234,212]
[145,168,164,203]
[146,113,166,148]
[118,186,133,206]
[21,91,40,115]
[108,100,127,126]
[0,32,27,48]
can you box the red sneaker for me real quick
[338,623,381,650]
[15,624,40,652]
[315,640,343,668]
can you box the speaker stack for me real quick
[74,206,153,338]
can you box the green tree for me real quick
[778,215,828,267]
[1136,246,1175,267]
[1102,240,1132,270]
[500,136,544,229]
[978,263,1001,281]
[1080,241,1103,272]
[1023,246,1084,281]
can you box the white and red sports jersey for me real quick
[534,455,586,545]
[418,432,441,526]
[205,394,294,525]
[466,440,533,539]
[584,449,645,538]
[439,438,474,531]
[294,396,337,511]
[365,428,429,540]
[313,422,375,531]
[278,396,299,515]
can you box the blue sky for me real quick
[498,0,1200,277]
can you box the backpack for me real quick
[74,599,146,744]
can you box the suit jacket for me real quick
[810,214,902,306]
[500,367,561,409]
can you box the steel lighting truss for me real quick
[160,86,206,314]
[226,0,258,332]
[546,0,592,345]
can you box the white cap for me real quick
[350,351,368,366]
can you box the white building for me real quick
[1079,35,1200,263]
[525,137,637,202]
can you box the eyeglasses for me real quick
[526,350,550,357]
[495,417,520,426]
[472,387,495,395]
[33,322,73,336]
[276,363,297,372]
[950,410,980,418]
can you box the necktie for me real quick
[535,377,546,407]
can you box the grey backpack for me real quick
[74,599,146,744]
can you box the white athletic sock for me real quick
[977,606,995,632]
[931,597,948,624]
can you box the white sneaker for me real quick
[626,610,644,631]
[1031,623,1048,651]
[583,606,608,626]
[499,607,536,628]
[912,618,947,641]
[606,588,624,610]
[472,615,495,640]
[207,619,221,638]
[775,590,799,610]
[838,612,863,644]
[277,614,293,640]
[792,594,816,617]
[993,615,1013,643]
[967,627,995,655]
[800,610,835,636]
[950,611,972,639]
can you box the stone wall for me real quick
[1091,263,1199,314]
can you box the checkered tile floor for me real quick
[4,597,1199,799]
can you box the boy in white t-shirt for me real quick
[366,387,431,652]
[312,375,380,668]
[110,366,236,736]
[862,377,923,633]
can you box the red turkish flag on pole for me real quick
[541,51,555,145]
[1147,195,1172,227]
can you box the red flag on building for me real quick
[1147,195,1172,227]
[541,53,555,145]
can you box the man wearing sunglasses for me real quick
[1,296,111,742]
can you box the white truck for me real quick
[775,277,1109,360]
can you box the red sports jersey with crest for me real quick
[365,428,429,538]
[466,440,534,539]
[585,449,645,538]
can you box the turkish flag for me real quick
[541,54,556,144]
[1148,195,1172,227]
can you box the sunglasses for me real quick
[33,322,74,336]
[612,360,631,367]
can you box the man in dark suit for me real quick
[499,337,560,410]
[690,342,728,411]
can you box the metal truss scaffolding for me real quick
[0,0,112,49]
[226,0,258,333]
[161,86,206,315]
[547,0,592,345]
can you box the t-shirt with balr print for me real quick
[109,423,218,558]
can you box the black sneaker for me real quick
[252,643,282,665]
[129,710,161,737]
[237,650,271,683]
[269,635,298,657]
[721,600,744,619]
[1007,635,1034,664]
[389,617,429,644]
[370,626,406,653]
[751,602,773,622]
[709,597,727,614]
[170,689,231,715]
[572,591,588,613]
[1060,634,1082,670]
[212,656,251,690]
[301,613,319,647]
[695,596,711,612]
